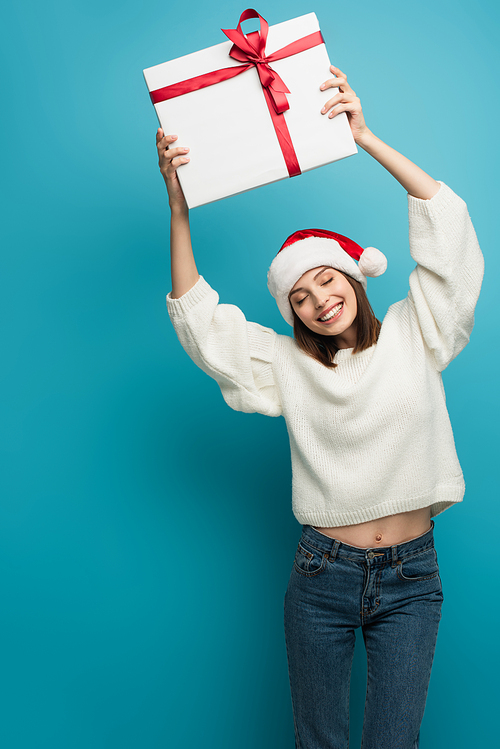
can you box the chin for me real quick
[314,320,354,336]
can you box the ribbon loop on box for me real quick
[149,9,325,178]
[223,10,291,115]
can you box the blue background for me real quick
[1,0,497,746]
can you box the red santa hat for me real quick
[267,228,387,325]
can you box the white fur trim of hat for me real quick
[267,228,387,326]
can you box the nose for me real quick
[315,295,329,309]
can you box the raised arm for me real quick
[318,68,483,369]
[155,132,281,417]
[320,66,440,200]
[156,129,200,298]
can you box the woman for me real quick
[156,67,483,749]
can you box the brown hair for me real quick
[290,272,381,369]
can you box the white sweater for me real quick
[167,182,484,527]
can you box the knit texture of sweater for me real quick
[166,182,484,527]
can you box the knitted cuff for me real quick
[166,275,216,320]
[407,181,466,220]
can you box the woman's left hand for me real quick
[320,66,370,144]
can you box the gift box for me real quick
[143,9,357,209]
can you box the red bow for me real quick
[223,9,291,114]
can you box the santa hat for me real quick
[267,228,387,325]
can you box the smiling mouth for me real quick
[318,302,343,322]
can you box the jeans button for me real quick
[367,551,375,559]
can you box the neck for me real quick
[333,323,358,350]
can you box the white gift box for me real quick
[143,10,357,209]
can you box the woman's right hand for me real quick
[156,128,190,211]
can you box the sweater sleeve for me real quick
[166,276,282,417]
[407,180,484,371]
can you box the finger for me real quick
[159,148,190,172]
[158,148,189,174]
[320,78,344,93]
[321,65,354,90]
[160,146,189,160]
[330,65,348,79]
[156,129,177,146]
[320,75,354,95]
[327,102,358,119]
[321,92,356,114]
[169,154,190,170]
[157,133,178,151]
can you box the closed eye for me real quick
[296,296,307,305]
[321,277,333,285]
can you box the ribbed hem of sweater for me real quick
[407,180,465,218]
[293,482,464,527]
[166,275,212,318]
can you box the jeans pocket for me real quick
[396,546,440,582]
[293,540,328,578]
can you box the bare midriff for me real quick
[314,506,432,549]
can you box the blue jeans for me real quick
[284,522,443,749]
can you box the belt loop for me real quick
[391,544,398,567]
[329,539,341,561]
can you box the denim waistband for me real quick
[300,520,436,564]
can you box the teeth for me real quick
[319,303,342,321]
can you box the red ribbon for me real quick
[149,9,324,178]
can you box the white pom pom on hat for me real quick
[358,245,388,278]
[267,228,387,326]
